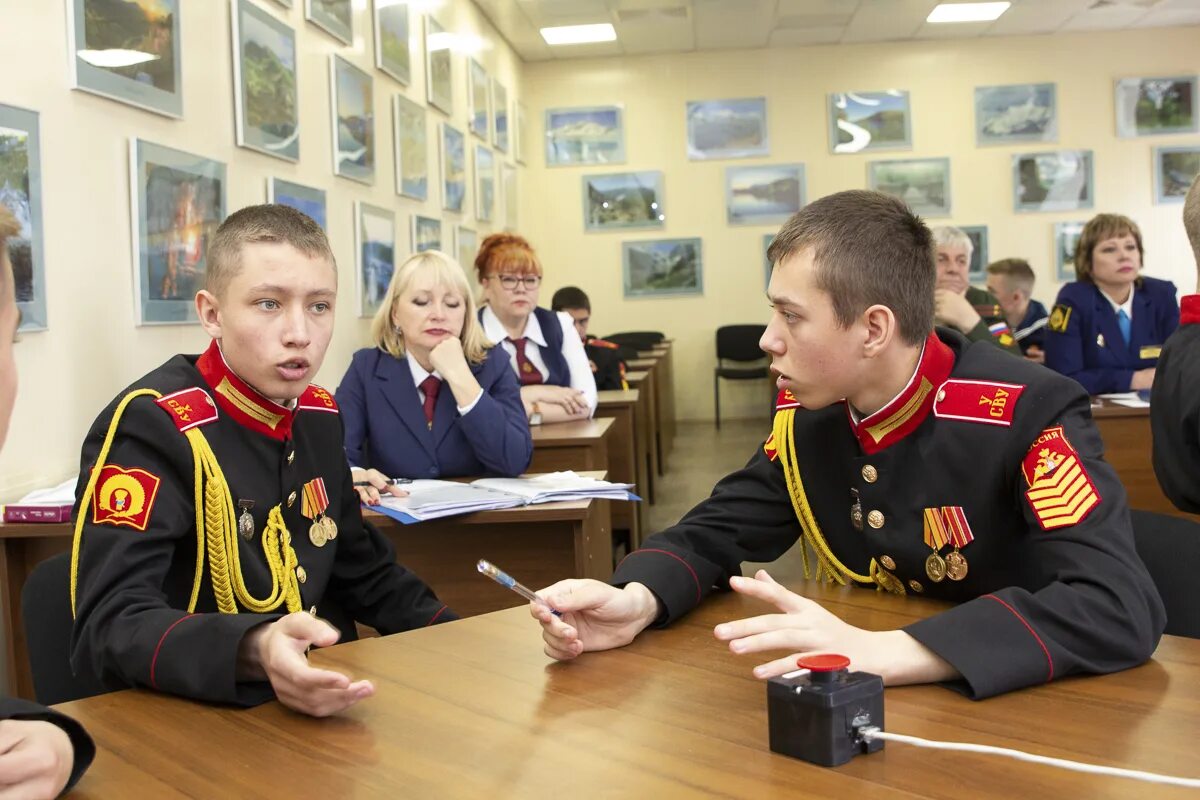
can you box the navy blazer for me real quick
[1044,277,1179,395]
[336,345,533,479]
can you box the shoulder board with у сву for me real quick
[298,384,339,414]
[933,379,1025,427]
[155,387,219,433]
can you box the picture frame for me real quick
[268,0,293,7]
[475,145,495,222]
[392,94,428,201]
[515,101,528,165]
[129,139,226,326]
[622,238,703,298]
[868,157,951,217]
[456,225,481,297]
[267,177,326,229]
[974,83,1057,145]
[493,80,509,153]
[355,202,395,318]
[582,171,665,232]
[1054,221,1085,282]
[411,214,442,253]
[960,225,989,281]
[330,55,375,184]
[686,97,768,161]
[1115,76,1199,138]
[0,104,47,331]
[1013,150,1093,213]
[468,59,490,140]
[725,164,804,226]
[372,0,410,85]
[829,90,911,154]
[67,0,182,118]
[305,0,351,45]
[441,122,466,213]
[545,106,625,166]
[232,0,299,162]
[763,232,775,288]
[1154,145,1200,204]
[502,162,517,231]
[424,15,452,115]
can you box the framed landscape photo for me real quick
[1054,221,1085,282]
[975,83,1056,145]
[829,90,910,154]
[1154,145,1200,204]
[425,15,452,115]
[232,0,299,162]
[725,164,804,226]
[373,0,410,85]
[503,162,517,230]
[456,225,481,296]
[0,104,47,331]
[515,101,528,164]
[305,0,351,44]
[582,171,664,232]
[267,177,326,229]
[622,238,703,298]
[868,157,951,217]
[686,97,768,161]
[493,80,509,153]
[960,225,989,281]
[355,202,395,318]
[1115,76,1198,138]
[441,122,466,212]
[545,106,625,166]
[1013,150,1093,212]
[475,145,495,222]
[67,0,182,118]
[129,139,226,326]
[468,59,490,140]
[330,55,375,184]
[411,213,442,253]
[393,94,427,201]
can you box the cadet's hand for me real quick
[0,719,75,800]
[1024,345,1046,365]
[934,289,982,334]
[715,570,957,686]
[1131,368,1155,391]
[530,580,661,660]
[351,467,409,506]
[244,613,375,717]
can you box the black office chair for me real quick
[713,324,769,430]
[22,552,110,705]
[1130,509,1200,639]
[603,331,664,352]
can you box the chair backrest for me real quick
[1130,509,1200,639]
[603,331,664,350]
[22,552,111,705]
[716,325,767,363]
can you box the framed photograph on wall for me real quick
[355,202,395,318]
[232,0,299,162]
[268,0,293,7]
[545,106,625,166]
[373,0,409,85]
[622,238,703,298]
[1054,221,1085,282]
[425,15,452,115]
[393,94,427,201]
[725,164,804,226]
[868,157,951,217]
[975,83,1056,145]
[1013,150,1093,212]
[829,90,910,154]
[475,145,495,222]
[129,139,226,325]
[411,214,442,253]
[502,162,517,231]
[67,0,182,118]
[493,80,509,153]
[515,101,528,165]
[686,97,768,160]
[268,178,326,229]
[330,55,375,184]
[582,171,664,232]
[1154,145,1200,204]
[305,0,351,44]
[468,59,490,140]
[441,122,466,212]
[456,225,481,296]
[0,104,47,331]
[1115,76,1198,138]
[960,225,989,280]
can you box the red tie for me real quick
[507,337,543,386]
[419,375,441,428]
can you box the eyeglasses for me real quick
[494,274,541,290]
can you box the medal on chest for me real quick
[301,477,338,547]
[237,499,256,541]
[922,506,974,582]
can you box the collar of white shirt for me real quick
[1101,285,1135,320]
[481,305,548,347]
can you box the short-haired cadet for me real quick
[931,226,1021,355]
[550,285,628,391]
[986,258,1049,363]
[531,190,1163,700]
[337,250,532,503]
[71,205,455,718]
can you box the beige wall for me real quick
[520,26,1200,423]
[0,0,522,500]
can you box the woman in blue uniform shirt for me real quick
[338,250,532,504]
[1044,213,1179,395]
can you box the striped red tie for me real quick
[507,337,543,386]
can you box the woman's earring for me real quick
[394,326,403,336]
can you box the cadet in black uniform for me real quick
[550,286,629,391]
[531,191,1164,700]
[70,205,454,717]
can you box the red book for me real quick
[2,504,74,523]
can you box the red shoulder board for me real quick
[92,464,161,531]
[933,379,1024,427]
[155,387,218,433]
[775,388,801,411]
[590,338,619,350]
[1022,425,1101,530]
[298,384,339,414]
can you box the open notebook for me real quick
[368,471,638,524]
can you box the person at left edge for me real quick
[70,205,456,718]
[337,250,532,505]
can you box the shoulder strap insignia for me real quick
[299,384,339,414]
[1048,305,1072,333]
[155,387,218,433]
[933,379,1025,427]
[1022,425,1100,530]
[775,388,801,411]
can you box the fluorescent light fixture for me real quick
[540,23,616,46]
[926,2,1010,23]
[77,49,159,68]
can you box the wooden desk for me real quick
[639,344,676,464]
[528,417,613,474]
[59,584,1200,798]
[627,358,669,474]
[595,389,646,547]
[1091,400,1198,520]
[626,370,661,485]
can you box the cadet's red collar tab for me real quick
[298,385,339,414]
[197,341,294,441]
[1181,295,1200,325]
[775,388,801,411]
[849,332,954,455]
[155,387,219,433]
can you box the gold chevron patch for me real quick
[1022,426,1101,530]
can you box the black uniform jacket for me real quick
[0,696,94,793]
[585,337,627,391]
[613,328,1165,699]
[70,341,455,706]
[1152,294,1200,513]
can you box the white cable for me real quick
[858,728,1200,789]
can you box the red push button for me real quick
[797,654,851,672]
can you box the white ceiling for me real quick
[470,0,1200,61]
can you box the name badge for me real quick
[1139,345,1162,360]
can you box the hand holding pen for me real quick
[350,468,411,506]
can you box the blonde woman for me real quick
[337,250,532,504]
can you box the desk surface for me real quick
[58,582,1200,798]
[596,388,639,406]
[529,417,613,445]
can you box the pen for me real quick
[353,478,412,487]
[476,559,562,617]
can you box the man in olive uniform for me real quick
[71,205,455,717]
[530,191,1164,700]
[931,225,1021,356]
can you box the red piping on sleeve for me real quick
[983,594,1054,682]
[426,605,450,626]
[619,549,702,603]
[150,614,198,689]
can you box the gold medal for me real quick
[309,521,327,547]
[945,549,968,581]
[321,515,338,541]
[925,551,947,583]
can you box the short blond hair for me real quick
[1184,174,1200,267]
[370,250,491,363]
[987,258,1036,296]
[207,204,335,297]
